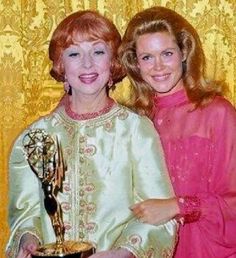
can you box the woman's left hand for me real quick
[130,198,179,225]
[89,248,135,258]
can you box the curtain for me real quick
[0,0,235,255]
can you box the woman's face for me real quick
[62,38,112,98]
[136,31,185,96]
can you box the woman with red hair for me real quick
[7,10,177,258]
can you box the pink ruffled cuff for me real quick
[176,196,201,224]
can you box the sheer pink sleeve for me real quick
[195,100,236,247]
[172,99,236,250]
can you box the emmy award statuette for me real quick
[23,129,95,257]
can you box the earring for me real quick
[63,78,72,95]
[108,77,113,88]
[64,81,70,93]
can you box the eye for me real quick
[163,51,173,57]
[68,52,80,57]
[94,50,105,55]
[141,55,152,61]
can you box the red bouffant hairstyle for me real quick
[49,10,125,84]
[119,6,224,117]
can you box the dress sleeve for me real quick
[196,100,236,251]
[179,99,236,253]
[6,131,43,258]
[113,117,178,258]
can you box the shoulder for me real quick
[23,112,55,134]
[117,104,155,127]
[205,96,236,117]
[117,104,152,122]
[201,96,236,129]
[117,104,159,139]
[10,112,55,151]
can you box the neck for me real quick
[70,91,110,115]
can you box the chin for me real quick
[155,87,172,94]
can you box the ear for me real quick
[136,57,140,68]
[181,49,187,62]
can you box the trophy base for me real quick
[32,240,95,258]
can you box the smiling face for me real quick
[136,31,185,96]
[62,38,112,98]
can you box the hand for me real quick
[89,248,135,258]
[130,198,179,225]
[16,233,39,258]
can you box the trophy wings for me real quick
[22,129,66,191]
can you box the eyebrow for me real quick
[64,45,79,51]
[65,41,108,52]
[91,41,107,47]
[71,39,107,46]
[137,47,177,56]
[162,47,176,51]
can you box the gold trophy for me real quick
[23,129,95,257]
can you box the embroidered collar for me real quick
[64,97,115,121]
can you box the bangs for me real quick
[136,20,172,38]
[62,17,112,49]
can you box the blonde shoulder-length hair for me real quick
[119,6,225,117]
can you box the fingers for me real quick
[129,205,145,223]
[16,248,25,258]
[18,234,39,258]
[21,241,38,256]
[25,242,37,253]
[130,201,158,224]
[16,247,31,258]
[130,202,143,214]
[130,207,143,219]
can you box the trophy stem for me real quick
[23,130,95,258]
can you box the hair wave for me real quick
[49,10,125,85]
[119,6,226,117]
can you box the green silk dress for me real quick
[7,103,177,258]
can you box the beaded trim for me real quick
[65,98,115,121]
[114,233,174,258]
[177,196,201,224]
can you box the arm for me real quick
[113,116,178,258]
[6,131,42,258]
[130,197,180,225]
[190,101,236,249]
[177,100,236,229]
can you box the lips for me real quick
[152,73,170,82]
[79,73,98,84]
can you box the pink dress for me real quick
[153,90,236,258]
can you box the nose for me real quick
[82,54,93,68]
[153,56,164,70]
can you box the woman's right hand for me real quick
[130,198,179,225]
[16,233,39,258]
